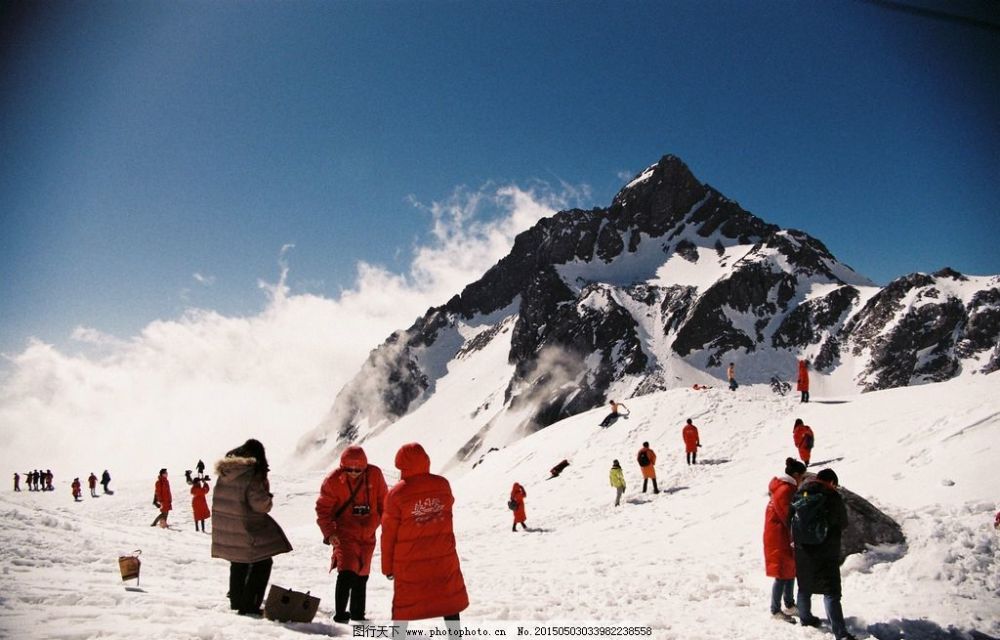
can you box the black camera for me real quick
[352,504,370,516]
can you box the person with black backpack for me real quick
[790,468,855,640]
[636,442,659,494]
[792,419,815,467]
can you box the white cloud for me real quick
[193,272,216,286]
[0,182,589,480]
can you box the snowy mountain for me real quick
[297,155,1000,469]
[3,370,998,639]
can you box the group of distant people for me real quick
[601,415,703,506]
[13,470,54,492]
[14,469,113,497]
[727,359,811,402]
[150,460,211,531]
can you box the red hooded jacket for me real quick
[316,446,388,575]
[381,443,468,620]
[191,482,211,521]
[510,483,527,523]
[763,475,798,579]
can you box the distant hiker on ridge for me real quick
[682,418,701,465]
[13,472,20,492]
[197,459,206,478]
[599,400,629,427]
[792,419,815,467]
[510,482,528,531]
[316,445,388,623]
[88,472,98,498]
[101,470,112,494]
[728,363,738,391]
[610,460,626,506]
[797,360,811,403]
[71,477,82,502]
[636,442,659,494]
[763,457,807,623]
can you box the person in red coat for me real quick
[797,360,811,403]
[763,457,807,621]
[382,443,468,635]
[682,419,701,465]
[792,419,815,466]
[87,473,97,498]
[510,482,527,531]
[316,446,388,623]
[71,477,82,502]
[191,477,211,532]
[151,468,172,528]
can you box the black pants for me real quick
[642,477,659,493]
[686,451,697,465]
[229,558,273,614]
[334,570,370,620]
[800,390,810,403]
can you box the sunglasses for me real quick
[343,468,364,474]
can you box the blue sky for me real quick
[1,0,998,356]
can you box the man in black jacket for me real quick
[791,468,856,640]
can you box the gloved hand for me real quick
[385,574,394,581]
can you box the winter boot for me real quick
[334,570,354,622]
[652,478,660,493]
[350,574,369,621]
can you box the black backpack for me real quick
[791,489,829,545]
[638,450,650,467]
[804,433,815,449]
[507,499,518,511]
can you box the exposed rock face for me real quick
[299,154,1000,456]
[839,486,906,563]
[842,270,1000,391]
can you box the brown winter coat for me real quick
[210,456,292,564]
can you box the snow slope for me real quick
[1,374,998,639]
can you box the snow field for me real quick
[2,374,998,639]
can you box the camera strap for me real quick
[333,470,367,520]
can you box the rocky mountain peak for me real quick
[298,153,999,467]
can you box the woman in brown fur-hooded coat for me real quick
[211,438,292,615]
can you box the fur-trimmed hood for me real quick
[215,456,259,477]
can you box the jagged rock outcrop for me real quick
[840,486,906,563]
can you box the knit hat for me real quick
[612,459,621,467]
